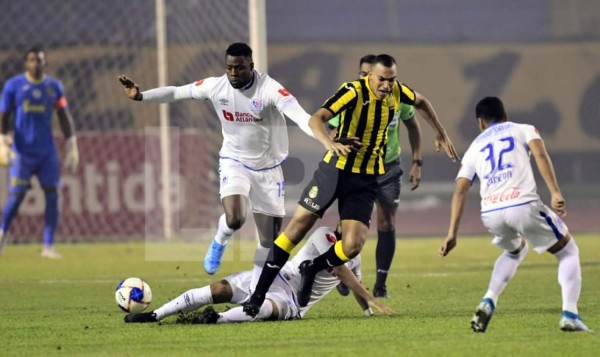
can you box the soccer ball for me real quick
[115,277,152,313]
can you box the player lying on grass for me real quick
[125,225,394,324]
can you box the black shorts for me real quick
[376,159,403,208]
[298,161,378,227]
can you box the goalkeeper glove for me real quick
[0,134,15,167]
[64,136,79,173]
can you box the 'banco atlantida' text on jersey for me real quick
[183,71,310,170]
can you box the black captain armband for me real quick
[412,159,423,167]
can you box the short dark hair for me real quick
[226,43,252,59]
[375,54,396,68]
[25,46,44,59]
[359,54,376,66]
[475,97,507,122]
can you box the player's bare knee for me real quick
[225,214,245,231]
[376,206,396,231]
[342,240,363,259]
[210,280,233,303]
[378,219,395,232]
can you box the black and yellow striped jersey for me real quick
[321,78,416,174]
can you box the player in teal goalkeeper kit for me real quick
[329,54,456,297]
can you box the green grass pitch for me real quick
[1,234,599,356]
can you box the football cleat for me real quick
[471,298,495,333]
[192,306,220,324]
[203,240,227,275]
[297,260,317,307]
[242,293,265,317]
[336,282,350,297]
[124,311,157,323]
[559,311,592,332]
[373,285,389,298]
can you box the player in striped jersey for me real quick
[0,47,79,258]
[439,97,590,332]
[329,54,457,298]
[244,54,459,316]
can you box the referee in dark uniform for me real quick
[244,54,459,316]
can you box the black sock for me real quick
[375,230,396,287]
[311,244,346,273]
[253,244,290,298]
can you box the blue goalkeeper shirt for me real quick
[0,73,68,156]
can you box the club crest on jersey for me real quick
[308,186,318,199]
[32,89,42,99]
[250,98,262,112]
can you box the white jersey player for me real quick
[123,226,394,324]
[118,43,315,281]
[439,97,590,333]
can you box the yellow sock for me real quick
[334,241,351,262]
[274,232,295,254]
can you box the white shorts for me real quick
[225,270,299,321]
[219,158,285,217]
[224,271,252,304]
[481,200,569,254]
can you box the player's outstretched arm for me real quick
[439,178,471,257]
[402,116,422,191]
[413,91,460,162]
[529,138,566,217]
[118,75,195,104]
[333,265,394,316]
[278,99,316,139]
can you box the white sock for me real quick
[484,242,529,307]
[218,300,274,323]
[554,238,581,315]
[153,286,213,321]
[214,214,236,245]
[250,244,271,292]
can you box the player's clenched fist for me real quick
[118,75,142,101]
